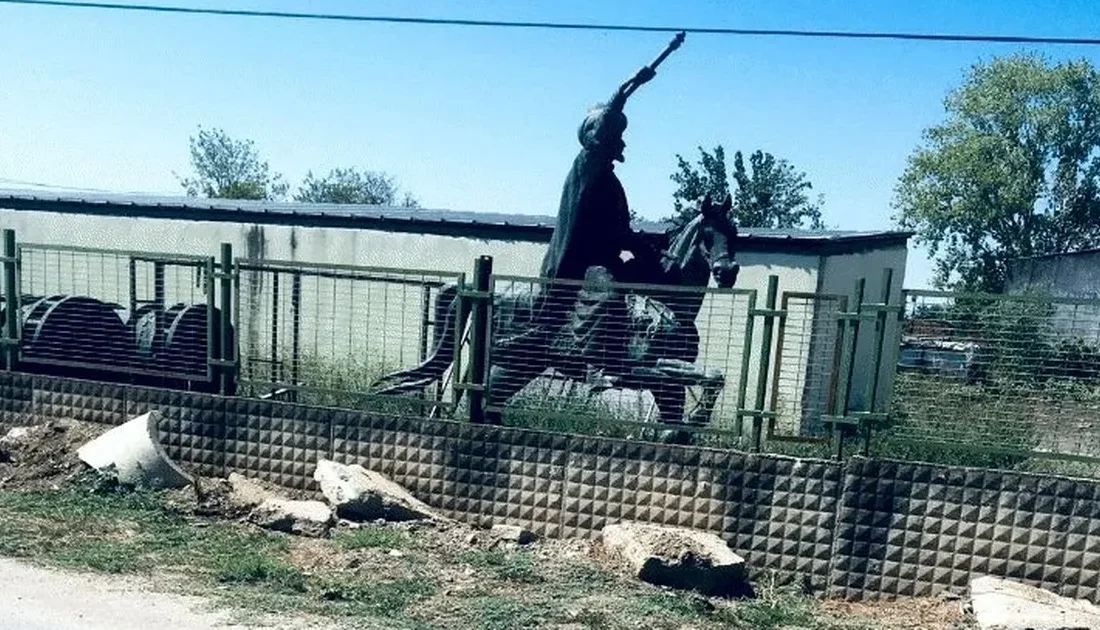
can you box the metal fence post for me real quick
[829,296,852,461]
[450,274,470,415]
[751,274,780,452]
[204,256,217,385]
[219,243,235,395]
[843,278,866,416]
[3,229,18,371]
[290,270,301,401]
[862,268,894,456]
[827,278,866,460]
[467,255,493,424]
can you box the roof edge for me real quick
[0,189,913,255]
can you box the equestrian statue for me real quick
[368,32,741,443]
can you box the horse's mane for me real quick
[660,213,704,273]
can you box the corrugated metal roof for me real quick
[0,188,912,249]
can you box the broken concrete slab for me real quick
[600,522,750,598]
[227,473,276,511]
[248,497,334,538]
[76,411,192,489]
[970,575,1100,630]
[490,524,536,545]
[0,426,33,447]
[313,459,450,522]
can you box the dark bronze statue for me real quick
[369,33,743,443]
[535,31,688,382]
[541,32,685,285]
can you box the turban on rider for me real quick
[577,103,628,162]
[540,102,632,283]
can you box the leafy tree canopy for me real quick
[893,53,1100,292]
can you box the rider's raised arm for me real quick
[608,66,657,113]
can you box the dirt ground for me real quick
[0,556,281,630]
[0,418,977,630]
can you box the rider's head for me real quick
[578,104,627,163]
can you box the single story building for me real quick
[0,189,911,437]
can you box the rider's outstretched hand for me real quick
[633,66,656,86]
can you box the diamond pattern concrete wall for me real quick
[7,372,1100,604]
[224,398,331,491]
[0,371,33,427]
[128,386,226,478]
[830,457,1100,602]
[332,415,569,537]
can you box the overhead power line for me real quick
[0,177,160,195]
[3,0,1100,46]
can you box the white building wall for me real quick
[817,245,909,428]
[2,208,894,435]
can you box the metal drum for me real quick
[19,295,133,369]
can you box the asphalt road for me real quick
[0,557,253,630]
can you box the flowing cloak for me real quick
[489,148,636,373]
[524,149,638,373]
[492,105,653,374]
[539,149,633,281]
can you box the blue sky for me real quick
[2,0,1100,288]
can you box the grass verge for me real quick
[0,474,959,629]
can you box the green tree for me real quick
[668,145,824,229]
[893,53,1100,292]
[294,167,419,207]
[177,126,289,201]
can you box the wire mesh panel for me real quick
[483,273,756,447]
[769,292,847,441]
[234,259,464,417]
[885,289,1100,468]
[14,244,217,385]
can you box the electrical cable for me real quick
[2,0,1099,46]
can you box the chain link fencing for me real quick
[881,289,1100,473]
[233,258,465,417]
[11,243,218,387]
[479,273,768,446]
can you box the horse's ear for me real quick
[720,194,733,214]
[699,193,713,213]
[698,194,714,219]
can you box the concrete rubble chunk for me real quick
[227,472,275,511]
[970,576,1100,630]
[248,497,334,538]
[0,426,33,447]
[491,524,536,545]
[313,459,450,522]
[75,411,192,489]
[600,521,750,598]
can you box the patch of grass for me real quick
[334,525,410,550]
[630,590,714,620]
[0,480,910,630]
[570,608,613,629]
[471,595,552,630]
[316,575,438,618]
[560,562,617,586]
[214,551,307,592]
[457,549,544,584]
[720,576,872,630]
[878,373,1040,469]
[291,353,438,417]
[730,592,818,629]
[52,543,144,574]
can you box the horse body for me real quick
[369,195,739,441]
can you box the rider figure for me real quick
[536,65,663,382]
[539,65,657,284]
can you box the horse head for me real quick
[664,194,740,288]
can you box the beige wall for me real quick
[698,251,820,436]
[0,208,903,436]
[818,245,909,426]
